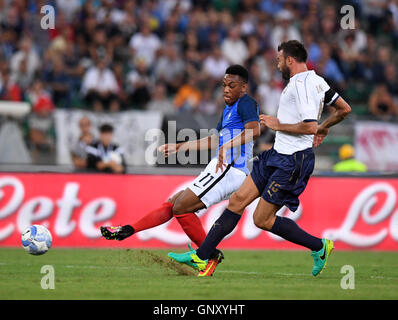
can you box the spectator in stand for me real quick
[197,88,217,115]
[371,46,392,83]
[26,79,52,108]
[259,0,283,16]
[86,123,126,174]
[129,21,161,68]
[174,73,202,112]
[146,82,175,114]
[368,84,398,119]
[303,32,322,67]
[0,28,18,61]
[44,57,71,108]
[202,46,229,89]
[270,9,302,50]
[316,42,345,91]
[221,26,249,65]
[0,68,23,101]
[256,78,282,118]
[384,64,398,100]
[56,0,82,23]
[333,144,367,173]
[154,45,185,95]
[81,57,120,112]
[27,95,55,158]
[71,116,94,170]
[9,37,40,90]
[126,58,153,109]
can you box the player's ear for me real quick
[241,82,248,94]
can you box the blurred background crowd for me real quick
[0,0,397,171]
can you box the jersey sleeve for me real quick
[324,88,340,106]
[216,113,223,131]
[294,77,318,122]
[237,97,259,125]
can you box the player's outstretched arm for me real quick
[260,114,318,135]
[313,97,351,147]
[216,121,260,172]
[158,134,219,157]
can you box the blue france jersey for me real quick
[216,94,259,175]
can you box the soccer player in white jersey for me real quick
[169,40,351,277]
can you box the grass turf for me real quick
[0,248,397,300]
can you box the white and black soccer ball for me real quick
[21,225,52,255]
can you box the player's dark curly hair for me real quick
[225,64,249,83]
[278,40,308,63]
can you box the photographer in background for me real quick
[86,123,126,174]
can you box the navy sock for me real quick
[196,208,241,260]
[270,216,323,251]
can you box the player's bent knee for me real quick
[228,192,246,214]
[253,213,274,231]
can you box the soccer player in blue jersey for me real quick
[169,40,352,277]
[101,65,261,276]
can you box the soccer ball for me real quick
[21,225,52,255]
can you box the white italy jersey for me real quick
[274,70,338,155]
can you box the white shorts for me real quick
[188,158,247,208]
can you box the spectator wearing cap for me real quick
[27,95,55,160]
[333,144,367,173]
[86,123,126,174]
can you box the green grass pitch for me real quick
[1,248,397,299]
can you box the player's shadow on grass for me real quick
[127,249,196,276]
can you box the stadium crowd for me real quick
[0,0,398,165]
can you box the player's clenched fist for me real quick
[158,143,179,157]
[260,114,280,131]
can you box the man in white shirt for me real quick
[170,40,351,277]
[129,23,161,68]
[203,47,230,81]
[221,27,249,65]
[81,58,119,111]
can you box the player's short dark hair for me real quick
[225,64,249,83]
[99,123,114,133]
[277,40,308,63]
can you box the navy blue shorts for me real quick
[251,147,315,212]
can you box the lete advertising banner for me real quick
[355,121,398,171]
[0,173,398,250]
